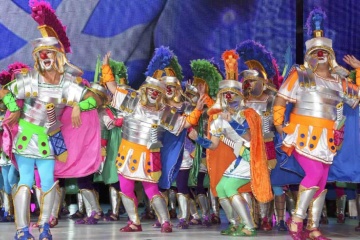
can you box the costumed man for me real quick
[154,46,187,222]
[188,50,273,236]
[334,55,360,231]
[101,51,206,233]
[273,8,360,240]
[0,1,102,239]
[236,40,304,231]
[93,56,129,221]
[0,63,26,222]
[174,59,220,229]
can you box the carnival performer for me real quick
[336,55,360,231]
[101,50,206,233]
[0,63,26,222]
[188,50,273,236]
[236,40,305,231]
[154,46,187,223]
[173,59,221,229]
[0,1,102,239]
[273,8,360,240]
[93,57,129,222]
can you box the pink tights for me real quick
[293,151,330,198]
[118,174,160,206]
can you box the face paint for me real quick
[223,91,236,103]
[38,50,55,71]
[166,85,175,99]
[146,88,161,104]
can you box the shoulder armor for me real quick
[62,73,87,106]
[160,104,182,131]
[119,89,140,113]
[11,69,38,99]
[296,65,316,89]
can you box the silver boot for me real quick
[3,191,14,221]
[293,186,319,219]
[14,185,34,240]
[219,197,238,235]
[189,198,202,224]
[209,190,221,224]
[105,186,120,221]
[336,194,347,223]
[49,184,61,227]
[120,192,140,225]
[38,182,58,226]
[230,194,256,230]
[76,189,102,224]
[169,189,177,219]
[151,194,172,232]
[258,201,273,231]
[197,194,211,226]
[176,193,189,229]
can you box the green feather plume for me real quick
[109,59,128,85]
[190,59,222,98]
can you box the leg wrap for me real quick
[293,186,319,219]
[197,194,210,218]
[109,186,121,215]
[14,185,31,229]
[230,194,256,230]
[3,192,14,215]
[189,198,200,220]
[241,193,256,227]
[50,184,61,218]
[169,189,177,210]
[176,193,189,220]
[209,190,220,216]
[38,181,58,226]
[151,194,170,224]
[80,189,101,215]
[219,197,237,225]
[336,194,346,222]
[285,190,297,216]
[77,192,85,214]
[307,189,327,229]
[120,192,140,224]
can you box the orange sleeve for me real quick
[186,108,202,126]
[101,64,115,83]
[204,94,215,108]
[273,105,286,126]
[356,68,360,86]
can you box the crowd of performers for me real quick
[1,2,360,240]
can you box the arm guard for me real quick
[195,136,212,149]
[356,68,360,86]
[101,64,115,83]
[78,97,97,111]
[2,92,20,112]
[273,105,286,126]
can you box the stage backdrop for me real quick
[1,0,360,88]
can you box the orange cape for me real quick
[206,108,273,203]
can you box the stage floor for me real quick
[1,206,359,240]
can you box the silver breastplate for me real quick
[122,104,165,146]
[22,97,65,128]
